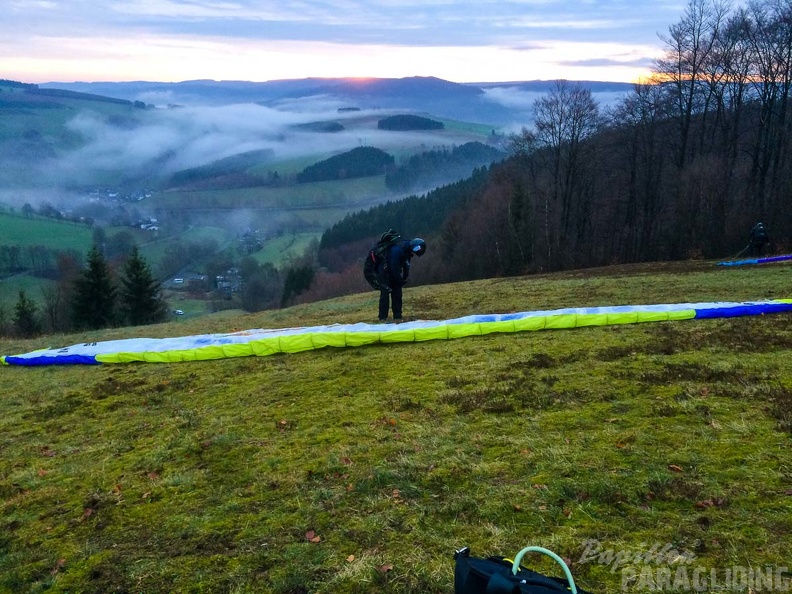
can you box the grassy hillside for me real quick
[0,275,55,307]
[1,260,791,592]
[0,212,92,251]
[0,84,143,148]
[154,176,389,211]
[252,232,322,266]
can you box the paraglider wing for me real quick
[3,300,792,366]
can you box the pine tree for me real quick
[120,245,168,326]
[71,244,117,330]
[13,289,40,337]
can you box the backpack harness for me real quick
[363,229,402,291]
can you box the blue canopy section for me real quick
[717,254,792,267]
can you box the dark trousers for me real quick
[379,285,403,320]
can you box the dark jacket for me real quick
[378,240,412,289]
[750,223,769,245]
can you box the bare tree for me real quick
[743,0,792,219]
[608,79,671,261]
[531,80,601,268]
[656,0,730,168]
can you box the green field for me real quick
[165,296,213,318]
[0,274,55,309]
[0,211,92,251]
[0,216,318,310]
[0,212,92,308]
[153,175,390,210]
[253,232,322,265]
[1,260,790,592]
[137,226,235,267]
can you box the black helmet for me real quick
[409,238,426,256]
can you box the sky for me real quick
[1,0,684,86]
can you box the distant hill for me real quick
[296,146,395,183]
[385,141,505,193]
[0,80,154,188]
[292,121,345,133]
[377,114,444,131]
[0,81,147,109]
[166,149,276,190]
[38,77,634,125]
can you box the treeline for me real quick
[377,115,444,131]
[296,146,395,183]
[0,80,37,90]
[0,246,168,338]
[29,87,148,108]
[306,0,792,296]
[317,168,491,272]
[166,149,275,189]
[385,141,505,193]
[293,121,345,132]
[0,80,149,108]
[0,244,75,278]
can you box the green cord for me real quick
[511,546,578,594]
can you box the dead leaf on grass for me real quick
[695,497,726,508]
[668,464,684,472]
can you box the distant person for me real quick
[749,222,770,257]
[377,237,426,321]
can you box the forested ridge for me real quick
[384,141,505,193]
[313,0,792,295]
[377,114,444,130]
[296,146,395,183]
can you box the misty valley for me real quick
[0,78,514,327]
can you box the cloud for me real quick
[0,0,677,84]
[55,103,304,178]
[16,98,466,194]
[4,0,678,48]
[558,57,656,68]
[481,87,540,111]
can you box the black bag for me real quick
[363,229,401,291]
[454,545,591,594]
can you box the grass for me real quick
[252,232,322,266]
[0,274,55,309]
[152,176,390,210]
[1,260,791,593]
[0,212,93,251]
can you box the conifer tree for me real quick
[13,289,40,337]
[120,245,168,326]
[71,244,117,330]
